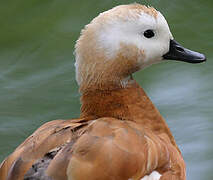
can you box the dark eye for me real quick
[143,29,155,38]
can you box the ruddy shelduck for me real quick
[0,3,206,180]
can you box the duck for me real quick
[0,3,206,180]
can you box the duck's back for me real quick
[0,117,184,180]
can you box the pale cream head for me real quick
[75,4,173,92]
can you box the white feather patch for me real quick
[141,171,162,180]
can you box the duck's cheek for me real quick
[137,50,163,69]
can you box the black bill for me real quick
[163,39,206,63]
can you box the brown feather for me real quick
[0,81,186,180]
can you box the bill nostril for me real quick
[175,46,184,52]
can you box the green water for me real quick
[0,0,212,179]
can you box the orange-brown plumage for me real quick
[0,3,205,180]
[0,81,186,180]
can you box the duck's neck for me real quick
[80,80,177,146]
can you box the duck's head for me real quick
[75,4,206,92]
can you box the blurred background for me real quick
[0,0,212,179]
